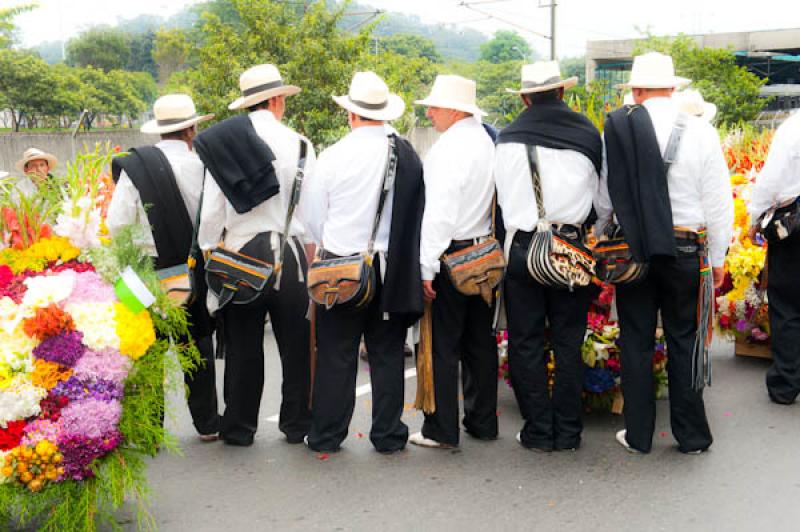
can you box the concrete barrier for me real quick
[1,127,440,174]
[0,131,159,173]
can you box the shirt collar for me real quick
[349,124,388,139]
[642,96,675,113]
[249,109,278,124]
[156,139,191,153]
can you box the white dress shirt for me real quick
[303,125,394,256]
[596,97,734,267]
[107,139,205,258]
[197,110,317,253]
[749,110,800,222]
[420,117,494,281]
[495,141,600,244]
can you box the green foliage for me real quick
[128,31,158,78]
[448,59,524,127]
[66,28,132,72]
[179,0,373,146]
[479,30,534,64]
[0,3,35,49]
[377,34,442,63]
[561,55,586,85]
[633,34,768,124]
[566,79,621,132]
[152,28,192,84]
[0,49,52,131]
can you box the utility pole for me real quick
[549,1,557,60]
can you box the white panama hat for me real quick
[506,60,578,94]
[140,93,214,135]
[415,74,487,117]
[15,148,58,174]
[673,89,717,122]
[333,71,406,122]
[228,64,301,111]
[616,52,691,89]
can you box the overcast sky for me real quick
[8,0,800,58]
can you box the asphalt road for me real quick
[139,330,799,532]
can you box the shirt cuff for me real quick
[421,263,437,281]
[709,246,728,269]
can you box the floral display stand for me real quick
[0,145,197,531]
[735,338,772,359]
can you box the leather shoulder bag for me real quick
[205,139,309,309]
[593,112,688,285]
[525,145,595,290]
[441,194,506,306]
[306,135,398,310]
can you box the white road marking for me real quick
[265,367,417,422]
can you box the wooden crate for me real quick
[735,338,772,359]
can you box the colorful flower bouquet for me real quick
[498,283,668,413]
[715,127,772,344]
[0,145,198,531]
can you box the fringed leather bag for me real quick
[307,135,398,310]
[441,195,505,306]
[757,196,800,243]
[680,226,713,391]
[206,139,309,310]
[524,145,595,290]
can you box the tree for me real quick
[0,4,35,49]
[179,0,373,146]
[479,30,533,64]
[0,49,52,131]
[561,55,586,85]
[152,28,192,83]
[633,35,767,124]
[378,34,442,63]
[128,31,157,77]
[66,28,131,72]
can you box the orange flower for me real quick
[30,359,73,390]
[22,304,75,340]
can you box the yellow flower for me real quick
[114,303,156,360]
[0,237,81,274]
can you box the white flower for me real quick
[22,271,75,309]
[54,198,103,250]
[0,376,46,428]
[65,302,120,351]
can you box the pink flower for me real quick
[58,399,121,439]
[72,348,131,384]
[65,271,117,306]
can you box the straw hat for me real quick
[15,148,58,174]
[333,71,406,121]
[415,75,487,117]
[140,94,214,135]
[616,52,691,89]
[228,64,301,111]
[673,89,717,122]
[506,61,578,94]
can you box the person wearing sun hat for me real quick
[303,71,424,454]
[196,63,317,447]
[405,74,498,450]
[673,89,717,123]
[493,60,603,454]
[107,92,219,442]
[597,51,733,455]
[13,147,59,195]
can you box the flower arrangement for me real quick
[0,145,199,531]
[715,127,772,343]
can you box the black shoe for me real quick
[304,436,340,453]
[376,446,406,455]
[223,436,254,447]
[285,433,306,445]
[768,392,797,405]
[465,429,498,441]
[515,432,552,453]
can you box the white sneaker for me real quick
[616,430,642,454]
[409,432,454,449]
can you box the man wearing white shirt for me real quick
[496,61,603,453]
[108,93,220,441]
[407,75,497,450]
[303,72,425,454]
[196,64,316,447]
[748,110,800,405]
[599,53,733,454]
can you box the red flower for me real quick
[23,304,75,340]
[0,420,26,450]
[0,265,12,290]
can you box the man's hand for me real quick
[712,266,725,289]
[422,280,436,301]
[747,224,759,243]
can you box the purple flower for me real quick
[32,330,86,367]
[735,319,748,332]
[57,430,122,481]
[72,348,131,384]
[59,399,121,439]
[52,376,123,402]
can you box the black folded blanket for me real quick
[194,114,279,214]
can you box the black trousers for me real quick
[183,332,220,435]
[505,230,590,451]
[616,248,713,453]
[219,234,312,445]
[308,257,409,452]
[766,229,800,404]
[421,254,498,446]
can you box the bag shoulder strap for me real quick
[663,112,689,177]
[367,134,398,256]
[276,138,309,265]
[525,144,546,221]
